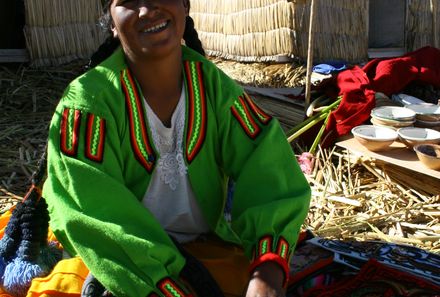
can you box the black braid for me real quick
[183,16,205,56]
[88,37,120,68]
[88,1,120,68]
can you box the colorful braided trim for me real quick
[250,235,292,287]
[60,108,81,157]
[243,93,272,125]
[231,96,261,139]
[85,113,106,162]
[120,68,156,173]
[183,61,207,163]
[157,277,193,297]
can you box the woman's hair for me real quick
[88,0,205,68]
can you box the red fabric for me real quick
[301,259,440,297]
[324,46,440,145]
[249,253,290,288]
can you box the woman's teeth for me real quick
[143,21,168,33]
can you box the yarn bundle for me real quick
[0,187,62,297]
[0,149,62,296]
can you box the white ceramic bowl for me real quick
[415,119,440,128]
[413,144,440,170]
[405,104,440,122]
[397,127,440,148]
[371,106,416,122]
[370,115,415,128]
[352,125,398,151]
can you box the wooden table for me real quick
[336,136,440,180]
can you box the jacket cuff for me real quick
[147,277,194,297]
[249,235,292,287]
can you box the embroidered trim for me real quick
[231,96,261,139]
[121,68,156,173]
[250,235,291,288]
[183,61,207,163]
[275,236,290,260]
[157,278,192,297]
[244,93,272,125]
[85,113,106,162]
[60,108,81,157]
[249,253,290,288]
[257,236,273,257]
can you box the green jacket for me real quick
[43,46,311,297]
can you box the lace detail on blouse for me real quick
[145,91,187,191]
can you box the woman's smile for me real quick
[111,0,187,60]
[142,20,170,34]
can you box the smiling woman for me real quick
[22,0,313,296]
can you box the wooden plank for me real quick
[0,49,29,63]
[336,136,440,180]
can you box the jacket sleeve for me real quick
[43,87,190,296]
[218,82,311,282]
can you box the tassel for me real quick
[2,257,46,297]
[2,149,51,296]
[2,192,45,296]
[0,202,26,276]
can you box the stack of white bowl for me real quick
[404,104,440,131]
[370,106,416,130]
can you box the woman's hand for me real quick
[245,261,286,297]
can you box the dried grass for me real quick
[304,147,440,254]
[212,57,306,88]
[0,63,84,211]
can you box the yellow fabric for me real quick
[0,209,13,238]
[183,237,250,297]
[26,257,89,297]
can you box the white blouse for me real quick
[142,87,210,243]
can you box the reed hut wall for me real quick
[406,0,440,50]
[21,0,439,66]
[190,0,439,63]
[24,0,106,67]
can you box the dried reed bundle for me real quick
[292,0,368,62]
[23,0,106,66]
[305,147,440,254]
[197,30,296,61]
[191,1,294,35]
[211,58,306,87]
[191,0,284,14]
[24,24,106,67]
[406,0,440,50]
[24,0,102,27]
[190,0,369,63]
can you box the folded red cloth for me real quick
[324,46,440,146]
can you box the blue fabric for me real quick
[2,258,48,297]
[313,62,347,74]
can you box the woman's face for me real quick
[110,0,188,61]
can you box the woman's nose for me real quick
[138,0,157,17]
